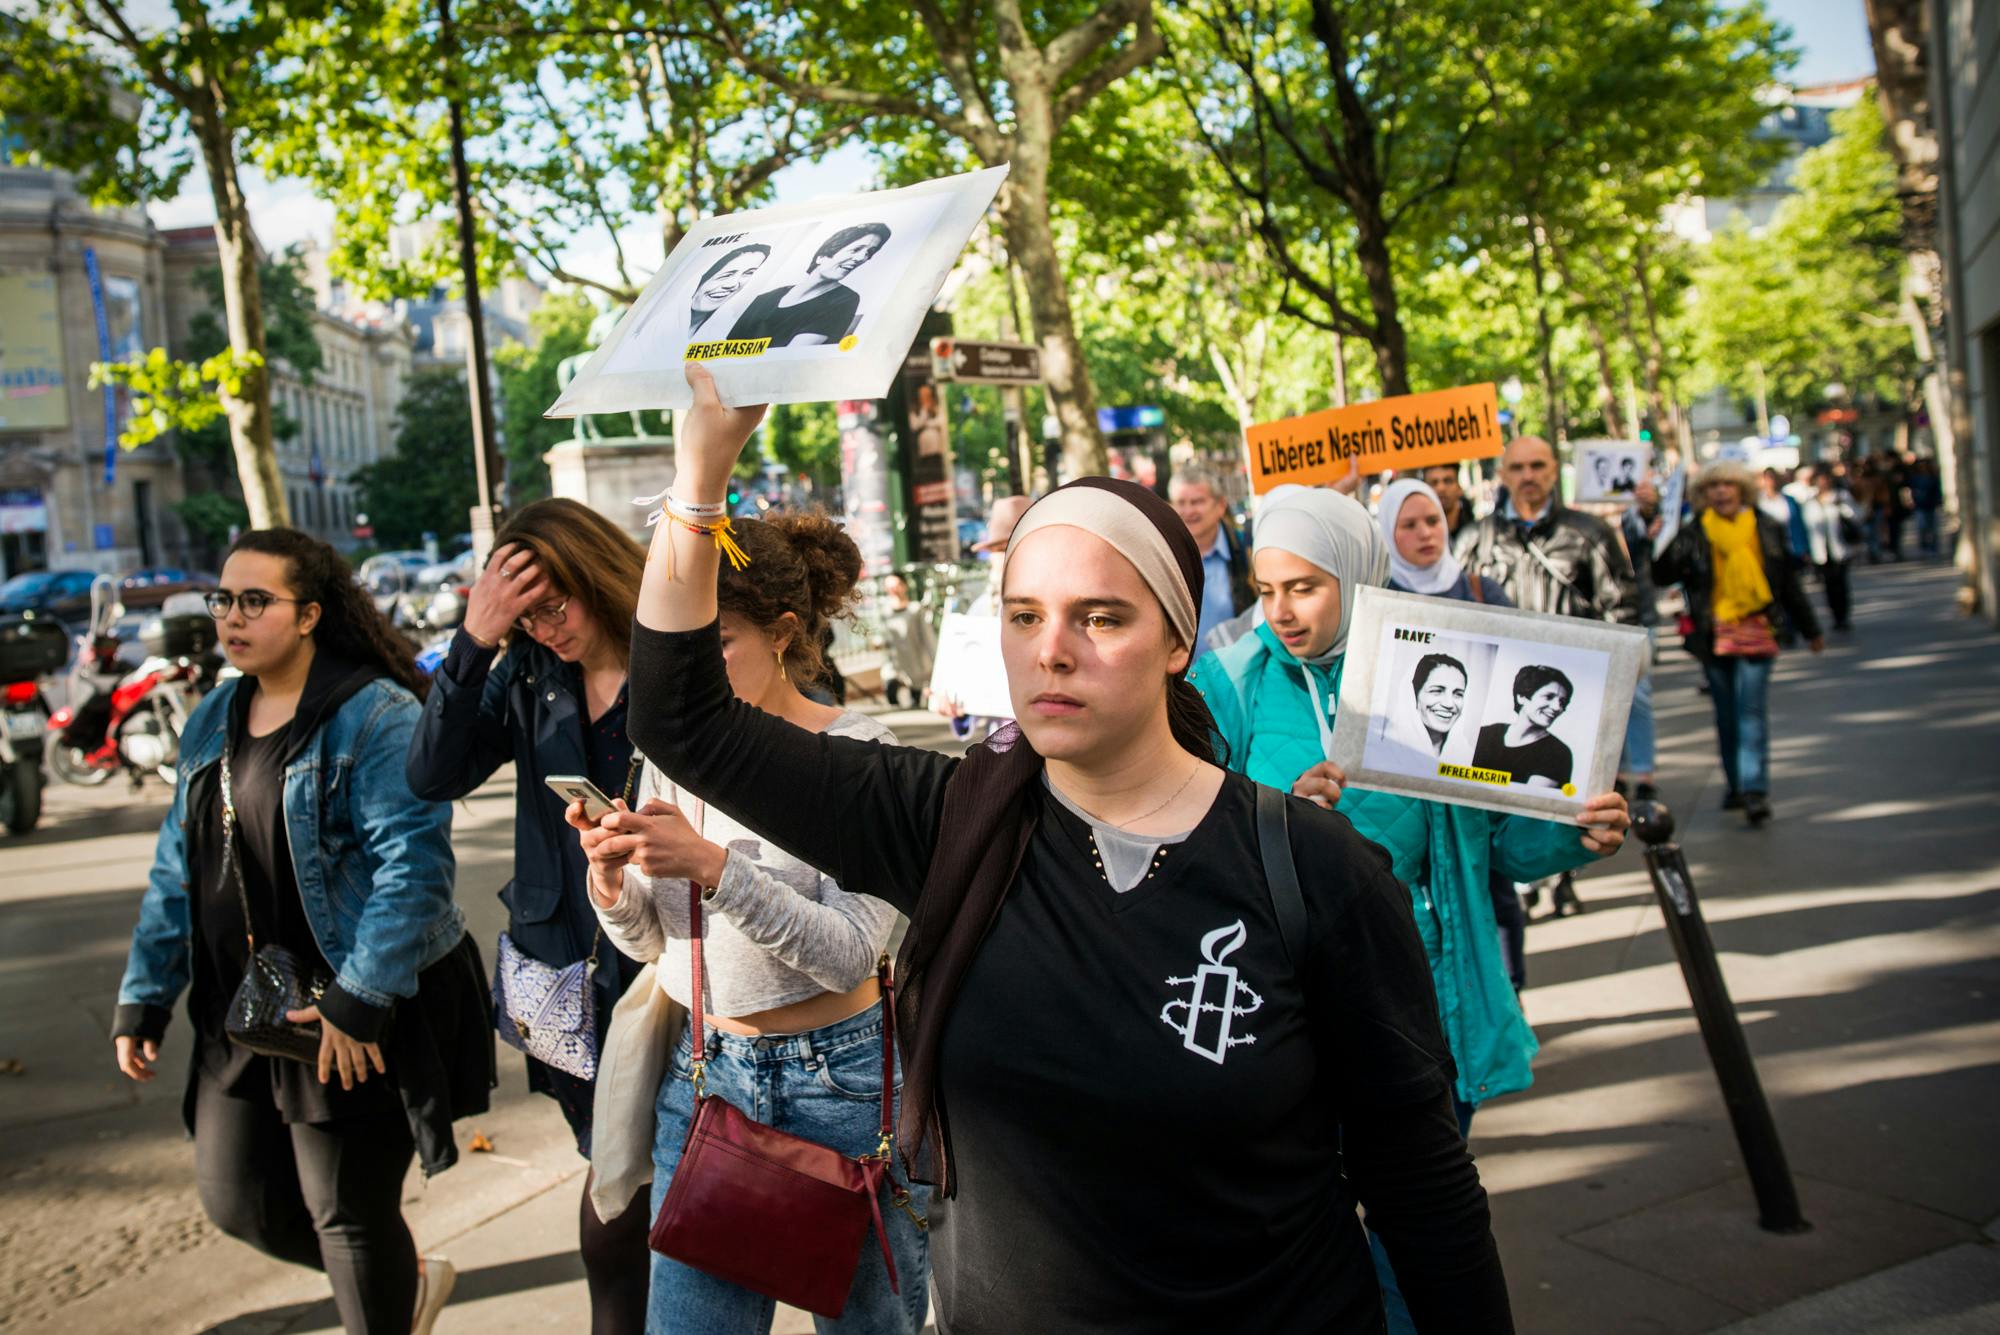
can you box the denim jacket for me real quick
[116,670,462,1046]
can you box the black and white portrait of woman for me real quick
[602,241,773,373]
[1409,652,1470,755]
[1472,664,1576,789]
[727,222,893,348]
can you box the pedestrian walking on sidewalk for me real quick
[1909,455,1944,557]
[113,528,491,1335]
[1653,460,1825,826]
[624,367,1517,1334]
[1800,465,1860,631]
[1458,435,1645,915]
[405,499,652,1334]
[1191,481,1628,1335]
[568,510,930,1334]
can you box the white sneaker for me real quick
[412,1255,456,1334]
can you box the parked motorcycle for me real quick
[0,613,67,834]
[47,582,217,789]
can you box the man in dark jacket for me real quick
[1456,436,1643,625]
[1457,435,1643,916]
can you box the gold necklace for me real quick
[1071,761,1203,833]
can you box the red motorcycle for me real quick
[47,586,216,789]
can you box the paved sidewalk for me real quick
[1,559,1994,1333]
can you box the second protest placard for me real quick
[1245,383,1503,494]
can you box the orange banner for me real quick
[1245,383,1503,494]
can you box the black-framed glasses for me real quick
[517,597,571,631]
[204,590,305,620]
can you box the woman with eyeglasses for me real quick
[113,529,490,1334]
[405,498,653,1335]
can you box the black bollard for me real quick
[1630,799,1811,1234]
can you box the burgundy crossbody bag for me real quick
[648,882,916,1318]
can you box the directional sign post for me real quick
[930,337,1042,386]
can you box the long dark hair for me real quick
[716,509,862,687]
[227,528,427,699]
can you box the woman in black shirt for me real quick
[726,222,890,348]
[608,367,1513,1334]
[1471,664,1576,789]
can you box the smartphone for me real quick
[546,774,617,822]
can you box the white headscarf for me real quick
[1251,485,1388,664]
[1380,478,1466,597]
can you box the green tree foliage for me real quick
[105,249,325,476]
[702,0,1166,478]
[353,368,478,548]
[172,492,250,555]
[1689,97,1915,414]
[0,1,333,527]
[496,292,596,503]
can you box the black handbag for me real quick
[219,743,332,1064]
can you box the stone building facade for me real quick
[0,159,414,579]
[0,159,185,577]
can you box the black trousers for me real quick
[1817,559,1852,628]
[194,1070,418,1333]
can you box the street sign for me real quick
[929,337,1042,385]
[1098,405,1166,432]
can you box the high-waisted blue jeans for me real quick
[647,1000,931,1334]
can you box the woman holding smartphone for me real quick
[566,510,928,1334]
[613,366,1515,1333]
[113,529,489,1334]
[404,498,651,1334]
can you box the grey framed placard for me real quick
[1328,586,1645,825]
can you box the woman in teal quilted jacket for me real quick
[1190,484,1630,1333]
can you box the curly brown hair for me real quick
[491,498,647,665]
[716,510,863,686]
[227,529,427,699]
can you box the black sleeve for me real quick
[1297,806,1456,1108]
[1774,547,1823,641]
[1293,803,1512,1331]
[404,629,515,802]
[628,619,954,917]
[1650,527,1695,588]
[1347,1090,1514,1333]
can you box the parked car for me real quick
[118,567,217,610]
[395,550,476,632]
[0,569,100,628]
[355,551,433,616]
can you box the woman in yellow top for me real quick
[1653,460,1823,826]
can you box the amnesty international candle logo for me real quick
[1245,383,1504,494]
[1160,920,1264,1065]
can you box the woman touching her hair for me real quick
[405,498,653,1334]
[619,366,1514,1334]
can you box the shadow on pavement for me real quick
[206,1251,585,1333]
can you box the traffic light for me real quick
[727,482,743,509]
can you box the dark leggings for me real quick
[193,1072,417,1333]
[579,1172,651,1335]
